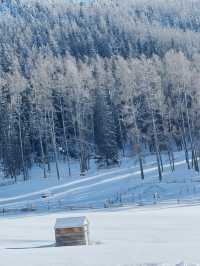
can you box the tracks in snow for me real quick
[0,159,188,209]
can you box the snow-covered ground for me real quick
[0,204,200,266]
[0,152,200,212]
[1,152,200,265]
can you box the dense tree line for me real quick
[0,0,200,181]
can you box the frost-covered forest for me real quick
[1,0,200,181]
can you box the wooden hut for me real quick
[55,216,89,247]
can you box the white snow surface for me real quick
[0,205,200,266]
[55,216,88,228]
[1,152,200,265]
[1,152,200,212]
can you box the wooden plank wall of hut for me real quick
[55,227,88,246]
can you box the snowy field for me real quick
[1,152,200,265]
[0,204,200,266]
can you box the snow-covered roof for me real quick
[55,216,88,229]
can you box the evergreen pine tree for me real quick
[94,87,119,167]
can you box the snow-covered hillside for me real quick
[1,0,200,264]
[0,152,200,213]
[0,204,200,266]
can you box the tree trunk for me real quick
[50,110,60,181]
[18,112,27,181]
[60,97,71,177]
[151,109,162,182]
